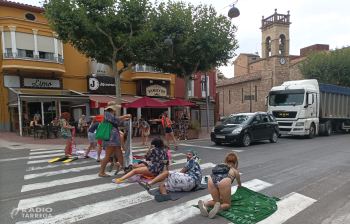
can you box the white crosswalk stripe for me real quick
[179,143,223,150]
[29,150,63,155]
[26,160,92,171]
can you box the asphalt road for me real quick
[1,133,350,224]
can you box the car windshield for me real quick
[269,90,305,106]
[222,115,253,125]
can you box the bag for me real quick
[95,116,113,141]
[143,129,150,137]
[212,164,230,174]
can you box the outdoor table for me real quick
[47,125,59,138]
[81,125,89,138]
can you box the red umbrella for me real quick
[124,96,166,108]
[164,98,196,107]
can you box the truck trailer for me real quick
[266,79,350,138]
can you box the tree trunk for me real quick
[110,63,122,116]
[184,74,191,101]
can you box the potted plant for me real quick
[187,120,201,139]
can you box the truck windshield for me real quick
[269,90,305,106]
[223,115,253,125]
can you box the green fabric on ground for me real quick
[194,187,280,224]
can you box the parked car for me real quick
[211,112,279,147]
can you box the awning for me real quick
[164,98,196,107]
[124,96,166,108]
[8,88,90,104]
[88,95,142,108]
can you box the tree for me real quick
[43,0,151,114]
[299,47,350,87]
[137,1,238,101]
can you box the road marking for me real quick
[24,164,101,180]
[30,148,61,151]
[29,150,63,155]
[26,160,92,171]
[27,159,57,164]
[258,192,317,224]
[179,144,223,150]
[17,179,271,224]
[232,150,244,152]
[0,153,64,162]
[21,162,215,192]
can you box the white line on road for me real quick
[26,160,92,171]
[258,192,317,224]
[0,153,64,162]
[179,144,223,150]
[232,150,244,152]
[17,179,271,224]
[24,164,101,180]
[30,148,61,152]
[21,162,215,192]
[29,150,63,155]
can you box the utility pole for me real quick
[205,72,210,133]
[250,82,252,112]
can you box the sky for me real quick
[17,0,350,78]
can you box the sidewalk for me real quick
[0,126,212,149]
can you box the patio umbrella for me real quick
[124,96,166,108]
[164,98,196,107]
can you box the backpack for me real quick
[212,164,231,174]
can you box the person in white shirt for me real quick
[78,115,87,134]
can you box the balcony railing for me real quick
[132,64,169,74]
[262,13,290,28]
[2,53,64,64]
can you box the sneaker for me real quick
[208,202,221,219]
[198,200,208,217]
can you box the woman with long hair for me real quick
[198,152,242,219]
[98,101,131,178]
[150,112,178,151]
[59,112,75,156]
[113,137,169,183]
[178,108,190,140]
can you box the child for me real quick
[165,145,173,163]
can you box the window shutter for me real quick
[57,40,62,55]
[4,32,12,48]
[37,35,55,53]
[16,32,35,50]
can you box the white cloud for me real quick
[18,0,350,78]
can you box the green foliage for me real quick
[299,47,350,87]
[137,1,239,100]
[189,120,201,133]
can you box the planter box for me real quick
[178,129,199,140]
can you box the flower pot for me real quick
[187,129,199,139]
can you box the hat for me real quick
[187,149,199,159]
[104,101,121,111]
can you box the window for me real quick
[242,88,243,103]
[261,114,271,123]
[39,51,54,60]
[5,48,12,55]
[252,115,261,123]
[188,75,194,97]
[17,49,34,58]
[201,76,209,98]
[229,90,231,104]
[255,85,257,102]
[25,13,36,21]
[268,115,276,122]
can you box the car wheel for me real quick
[215,142,222,145]
[269,131,278,143]
[306,123,315,139]
[241,134,251,147]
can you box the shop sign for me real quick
[199,104,215,110]
[146,84,167,97]
[88,76,116,94]
[22,78,62,89]
[3,75,20,88]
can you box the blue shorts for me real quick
[88,133,96,143]
[62,134,71,139]
[165,127,173,133]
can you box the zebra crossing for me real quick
[12,146,317,224]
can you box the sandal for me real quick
[155,194,171,202]
[175,146,178,151]
[114,166,123,175]
[98,173,110,178]
[96,160,100,162]
[84,155,90,159]
[137,180,151,191]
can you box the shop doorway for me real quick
[43,101,57,124]
[27,102,41,120]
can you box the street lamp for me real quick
[228,0,240,18]
[200,73,210,133]
[164,35,173,46]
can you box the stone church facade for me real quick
[217,9,329,117]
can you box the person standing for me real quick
[98,101,131,178]
[59,112,75,156]
[78,115,87,134]
[141,117,150,146]
[150,113,178,151]
[198,153,242,219]
[178,108,190,141]
[132,117,138,137]
[84,118,99,159]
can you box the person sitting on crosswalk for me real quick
[198,152,242,219]
[137,149,202,202]
[113,137,169,183]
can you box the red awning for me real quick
[89,95,140,108]
[164,98,196,107]
[124,96,166,108]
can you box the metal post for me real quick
[168,107,171,119]
[205,72,210,133]
[250,82,252,112]
[18,98,22,136]
[85,102,90,118]
[59,101,62,117]
[41,101,44,125]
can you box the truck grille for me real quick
[279,128,292,132]
[273,111,297,118]
[278,122,293,126]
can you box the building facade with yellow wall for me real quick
[0,1,175,134]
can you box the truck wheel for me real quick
[278,134,282,138]
[241,134,251,147]
[215,142,222,145]
[306,123,315,139]
[270,131,278,143]
[325,121,332,136]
